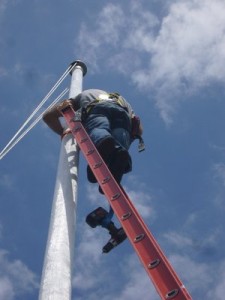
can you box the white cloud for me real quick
[162,229,225,298]
[163,229,221,256]
[72,177,157,299]
[146,0,225,123]
[169,254,212,296]
[212,262,225,300]
[0,0,10,74]
[72,224,110,292]
[183,212,198,228]
[124,175,155,220]
[127,189,154,218]
[210,162,225,210]
[73,228,158,300]
[0,277,14,300]
[169,255,225,299]
[0,174,13,189]
[0,249,38,299]
[76,2,158,73]
[0,0,8,14]
[73,180,156,298]
[86,184,104,206]
[86,173,155,220]
[114,254,157,300]
[151,0,225,82]
[73,224,225,299]
[213,163,225,186]
[163,231,194,248]
[75,0,225,124]
[77,4,125,72]
[0,66,7,77]
[74,184,225,299]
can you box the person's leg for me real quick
[84,113,117,183]
[86,103,132,191]
[111,128,131,150]
[108,109,133,179]
[84,113,111,145]
[85,103,132,150]
[84,103,133,189]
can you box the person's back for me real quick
[71,89,109,110]
[71,89,134,119]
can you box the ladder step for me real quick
[166,289,179,299]
[80,137,88,143]
[93,161,102,169]
[148,259,160,269]
[86,149,95,155]
[111,193,121,200]
[121,212,132,220]
[134,233,145,243]
[73,125,81,132]
[101,176,110,184]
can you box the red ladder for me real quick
[59,103,192,300]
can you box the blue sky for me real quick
[1,0,225,299]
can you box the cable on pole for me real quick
[0,88,69,160]
[0,65,73,160]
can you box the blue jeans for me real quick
[84,102,132,175]
[84,102,132,151]
[84,102,132,227]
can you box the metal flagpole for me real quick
[39,61,87,300]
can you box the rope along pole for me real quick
[0,88,69,160]
[39,61,87,300]
[0,65,72,159]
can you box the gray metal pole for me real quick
[39,61,87,300]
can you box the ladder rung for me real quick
[80,137,88,143]
[93,161,102,169]
[73,126,81,132]
[166,289,179,299]
[121,212,132,220]
[86,149,95,155]
[148,259,160,269]
[134,233,145,243]
[111,193,121,200]
[101,176,110,184]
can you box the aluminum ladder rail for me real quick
[59,102,192,300]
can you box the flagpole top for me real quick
[69,60,87,76]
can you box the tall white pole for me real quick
[39,61,87,300]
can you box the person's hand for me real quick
[57,99,73,111]
[61,128,72,140]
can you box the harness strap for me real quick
[85,93,126,114]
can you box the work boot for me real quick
[87,136,116,183]
[98,147,131,194]
[111,147,132,174]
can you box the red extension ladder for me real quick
[59,102,192,300]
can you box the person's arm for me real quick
[138,121,143,136]
[131,115,143,138]
[42,104,64,136]
[43,97,81,135]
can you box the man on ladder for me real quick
[43,89,143,253]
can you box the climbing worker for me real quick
[43,89,143,253]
